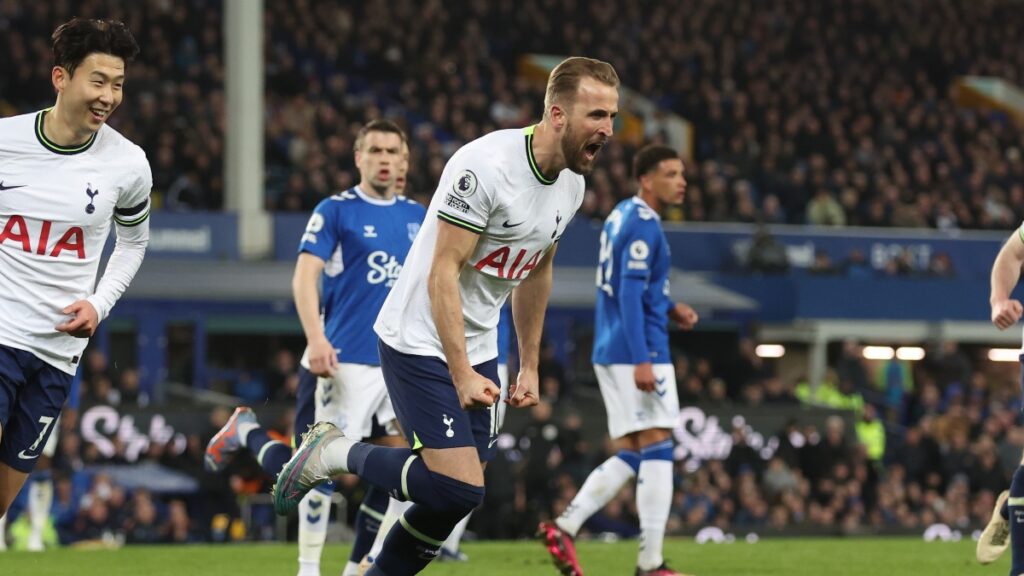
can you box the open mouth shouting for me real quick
[583,140,605,162]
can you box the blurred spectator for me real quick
[807,189,846,227]
[118,369,149,407]
[809,250,839,276]
[928,253,956,278]
[855,404,885,463]
[843,248,872,279]
[745,226,790,274]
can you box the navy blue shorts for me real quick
[293,366,317,448]
[0,344,73,472]
[378,341,499,462]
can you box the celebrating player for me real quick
[539,145,698,576]
[0,17,150,525]
[978,225,1024,573]
[204,121,424,576]
[273,56,619,575]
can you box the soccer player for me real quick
[0,366,81,552]
[273,56,620,576]
[0,18,150,525]
[978,226,1024,572]
[540,145,698,576]
[204,121,423,576]
[361,308,510,570]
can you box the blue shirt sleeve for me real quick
[616,222,659,363]
[67,366,82,409]
[297,200,342,261]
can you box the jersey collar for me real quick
[632,195,662,221]
[35,109,97,155]
[353,185,397,206]
[523,125,558,186]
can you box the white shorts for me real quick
[316,363,398,441]
[595,363,679,439]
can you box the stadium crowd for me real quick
[6,0,1024,229]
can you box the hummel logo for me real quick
[364,225,378,238]
[0,181,26,191]
[655,376,667,397]
[502,220,524,228]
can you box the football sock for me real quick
[368,498,415,562]
[27,474,53,550]
[637,440,673,571]
[367,499,478,576]
[323,441,424,501]
[246,427,291,477]
[237,421,259,447]
[297,484,332,576]
[0,513,7,551]
[556,450,639,537]
[442,511,472,555]
[1010,465,1024,576]
[347,485,389,569]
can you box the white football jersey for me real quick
[375,126,584,365]
[0,110,151,374]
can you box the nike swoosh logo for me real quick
[0,181,26,191]
[17,450,39,460]
[502,220,524,228]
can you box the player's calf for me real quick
[368,479,483,576]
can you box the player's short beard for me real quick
[561,122,592,176]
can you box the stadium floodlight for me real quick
[895,347,925,361]
[988,348,1021,362]
[754,344,785,358]
[862,346,895,360]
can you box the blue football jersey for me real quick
[298,187,426,365]
[497,305,512,365]
[592,197,672,365]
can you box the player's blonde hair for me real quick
[543,57,619,116]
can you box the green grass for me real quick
[0,537,1009,576]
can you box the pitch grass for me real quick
[0,537,1009,575]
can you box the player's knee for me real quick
[427,470,485,518]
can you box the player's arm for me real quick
[990,227,1024,330]
[508,245,557,408]
[430,220,500,409]
[60,163,152,338]
[292,253,336,376]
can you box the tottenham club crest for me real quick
[85,184,99,214]
[453,170,478,198]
